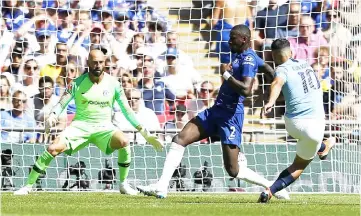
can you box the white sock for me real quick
[237,167,272,188]
[156,142,185,190]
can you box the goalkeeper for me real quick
[14,50,164,195]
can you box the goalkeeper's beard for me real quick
[90,69,103,77]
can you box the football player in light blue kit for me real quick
[259,38,335,203]
[137,25,289,199]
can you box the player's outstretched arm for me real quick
[46,89,74,133]
[114,84,164,152]
[261,76,285,118]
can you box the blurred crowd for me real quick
[0,0,360,144]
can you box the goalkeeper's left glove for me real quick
[139,127,164,152]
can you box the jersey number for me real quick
[229,126,236,139]
[298,69,320,93]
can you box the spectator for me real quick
[312,63,328,90]
[112,88,160,144]
[146,22,167,57]
[322,9,352,59]
[164,104,188,131]
[120,72,136,93]
[100,8,115,33]
[67,10,92,58]
[157,31,193,76]
[33,76,66,128]
[6,45,24,79]
[132,47,155,81]
[186,81,215,119]
[331,84,361,138]
[323,62,346,114]
[0,18,14,71]
[127,33,145,54]
[301,0,330,30]
[138,60,176,115]
[313,46,330,79]
[43,0,60,25]
[163,104,188,142]
[56,6,74,43]
[108,14,136,71]
[255,0,288,40]
[0,90,36,143]
[24,0,44,19]
[0,74,13,111]
[104,57,120,77]
[2,0,26,32]
[276,2,301,38]
[26,27,56,68]
[127,0,169,32]
[288,15,328,64]
[161,47,201,99]
[113,14,134,46]
[55,60,81,97]
[91,0,127,22]
[16,58,40,98]
[212,0,253,71]
[40,42,68,81]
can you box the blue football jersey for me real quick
[215,48,264,113]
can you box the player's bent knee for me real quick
[47,138,67,157]
[172,134,187,146]
[110,131,128,149]
[173,133,192,147]
[225,165,239,178]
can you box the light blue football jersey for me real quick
[275,58,325,119]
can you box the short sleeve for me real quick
[241,55,258,78]
[275,66,287,82]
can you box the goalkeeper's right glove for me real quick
[139,128,164,152]
[45,112,57,134]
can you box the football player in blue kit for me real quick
[137,24,289,199]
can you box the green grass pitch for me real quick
[1,193,359,216]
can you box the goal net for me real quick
[0,0,360,193]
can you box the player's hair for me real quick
[39,76,54,87]
[271,38,291,51]
[231,24,251,39]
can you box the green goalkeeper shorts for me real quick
[59,121,117,155]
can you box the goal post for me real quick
[0,0,360,193]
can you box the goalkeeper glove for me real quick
[45,112,57,134]
[139,128,164,152]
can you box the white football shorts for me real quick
[284,116,325,160]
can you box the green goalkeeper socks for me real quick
[118,145,131,183]
[26,150,54,187]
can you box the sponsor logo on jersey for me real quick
[242,55,255,66]
[87,101,110,107]
[103,90,109,96]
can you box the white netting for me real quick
[0,0,360,193]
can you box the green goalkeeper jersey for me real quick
[60,73,139,127]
